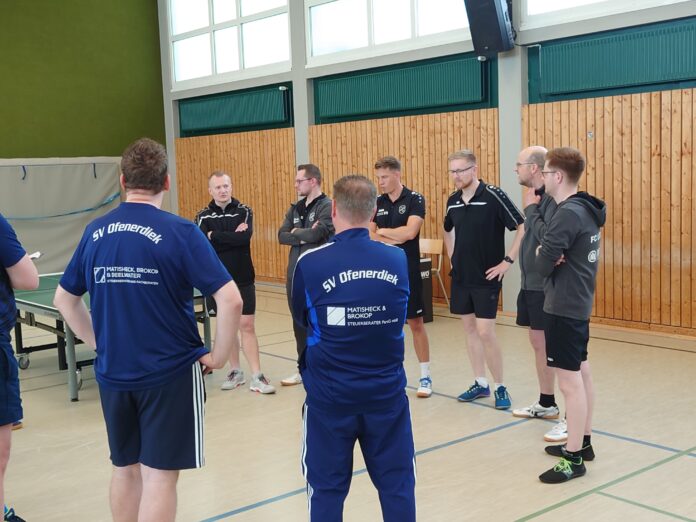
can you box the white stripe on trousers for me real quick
[301,404,312,520]
[192,363,205,468]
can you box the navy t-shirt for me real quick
[60,202,232,391]
[0,213,27,333]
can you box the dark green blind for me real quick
[179,84,292,137]
[315,54,490,123]
[529,17,696,102]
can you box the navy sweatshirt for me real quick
[291,228,409,414]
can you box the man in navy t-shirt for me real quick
[54,138,242,522]
[0,213,39,520]
[292,175,416,522]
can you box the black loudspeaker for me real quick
[463,0,514,58]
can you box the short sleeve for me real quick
[0,214,26,269]
[181,225,232,296]
[410,193,426,219]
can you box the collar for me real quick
[334,228,369,241]
[458,180,486,202]
[208,198,239,213]
[381,186,411,204]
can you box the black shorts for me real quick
[406,270,424,320]
[516,290,546,330]
[206,283,256,316]
[99,363,206,470]
[544,313,589,371]
[0,331,22,426]
[450,280,500,319]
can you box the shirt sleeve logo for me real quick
[326,306,346,326]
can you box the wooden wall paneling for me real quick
[640,93,652,324]
[670,91,682,326]
[611,96,622,319]
[692,90,696,327]
[521,89,695,335]
[621,95,632,320]
[660,91,672,325]
[650,91,662,325]
[630,94,642,323]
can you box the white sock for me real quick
[419,362,431,379]
[475,377,489,388]
[494,382,504,390]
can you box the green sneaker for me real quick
[539,456,586,484]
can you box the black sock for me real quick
[583,435,592,447]
[539,393,556,408]
[564,448,583,464]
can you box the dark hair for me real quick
[545,147,585,184]
[333,175,377,224]
[374,156,401,171]
[297,163,321,184]
[120,138,168,193]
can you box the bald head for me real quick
[516,145,547,188]
[521,146,547,169]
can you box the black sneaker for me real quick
[545,443,595,461]
[539,456,586,484]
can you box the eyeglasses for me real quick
[515,162,536,168]
[540,170,558,176]
[448,165,475,175]
[294,178,311,184]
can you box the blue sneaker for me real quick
[4,505,26,522]
[457,382,490,402]
[494,385,511,409]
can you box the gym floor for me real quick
[8,284,696,521]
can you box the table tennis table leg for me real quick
[65,327,79,402]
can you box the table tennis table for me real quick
[13,273,211,402]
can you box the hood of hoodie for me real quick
[565,192,606,228]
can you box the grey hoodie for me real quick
[278,193,334,296]
[521,193,557,291]
[533,192,606,320]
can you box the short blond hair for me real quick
[448,149,477,164]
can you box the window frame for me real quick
[167,0,290,92]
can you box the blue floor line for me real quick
[199,418,526,521]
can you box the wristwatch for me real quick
[503,255,514,264]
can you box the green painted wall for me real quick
[0,0,165,158]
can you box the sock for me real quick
[420,362,431,379]
[494,382,504,391]
[475,377,489,388]
[563,448,583,464]
[583,434,592,447]
[539,393,556,408]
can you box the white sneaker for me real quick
[280,372,302,386]
[221,369,245,390]
[512,402,560,419]
[544,419,568,442]
[416,376,433,398]
[250,374,276,394]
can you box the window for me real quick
[523,0,692,30]
[307,0,470,63]
[168,0,289,87]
